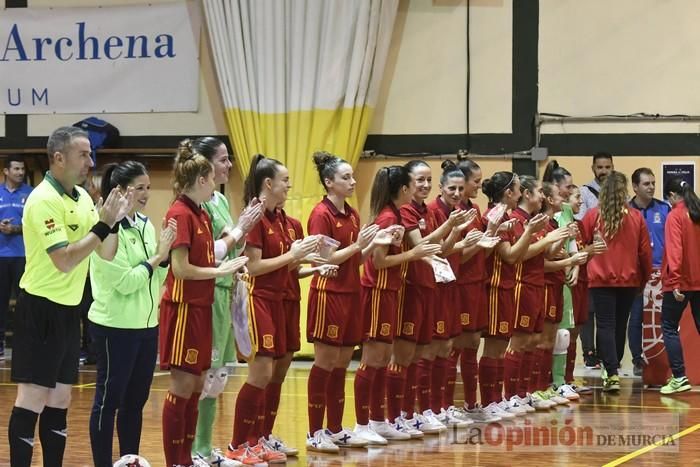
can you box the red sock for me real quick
[518,351,534,398]
[386,363,406,421]
[503,349,523,400]
[308,365,331,434]
[417,358,433,413]
[430,357,448,413]
[478,357,498,405]
[539,348,553,389]
[353,364,377,425]
[531,349,545,392]
[566,340,577,383]
[460,348,478,409]
[262,382,282,438]
[232,383,264,447]
[495,358,505,402]
[326,368,346,433]
[402,363,418,415]
[181,392,200,464]
[444,349,459,408]
[369,367,387,422]
[162,391,188,467]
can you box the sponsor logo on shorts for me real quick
[402,322,415,335]
[327,325,339,339]
[436,320,445,334]
[520,315,530,328]
[461,313,470,325]
[262,334,274,349]
[549,306,557,317]
[380,323,391,336]
[499,321,509,334]
[185,348,198,364]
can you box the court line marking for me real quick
[602,423,700,466]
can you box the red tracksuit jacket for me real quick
[661,201,700,292]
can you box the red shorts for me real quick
[572,280,589,326]
[485,286,515,340]
[434,283,460,339]
[307,289,362,347]
[361,287,398,344]
[513,283,544,333]
[460,282,487,333]
[250,295,286,359]
[396,284,434,345]
[283,299,301,352]
[544,283,564,323]
[159,301,212,375]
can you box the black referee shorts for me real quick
[11,290,81,388]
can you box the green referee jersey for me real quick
[19,172,99,306]
[203,191,240,288]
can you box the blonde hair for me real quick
[598,171,628,239]
[172,139,213,195]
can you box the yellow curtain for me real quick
[204,0,398,355]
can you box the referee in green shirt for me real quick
[8,126,133,467]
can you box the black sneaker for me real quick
[584,351,600,369]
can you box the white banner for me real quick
[0,2,200,114]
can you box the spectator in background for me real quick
[0,155,32,359]
[627,168,670,376]
[576,152,614,221]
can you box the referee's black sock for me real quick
[9,406,39,467]
[38,406,68,467]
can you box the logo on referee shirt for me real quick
[327,325,339,339]
[185,349,198,365]
[44,218,56,229]
[67,224,78,231]
[262,334,274,349]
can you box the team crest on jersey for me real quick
[335,221,343,228]
[185,349,198,364]
[402,322,415,335]
[268,227,275,235]
[380,323,391,336]
[654,212,662,224]
[197,227,203,234]
[499,321,509,334]
[327,325,339,339]
[262,334,274,349]
[520,315,530,328]
[461,313,470,325]
[549,306,556,317]
[436,321,445,334]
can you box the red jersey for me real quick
[427,196,461,277]
[308,197,361,293]
[581,207,652,288]
[400,199,439,289]
[484,206,516,290]
[457,200,486,285]
[510,207,546,286]
[281,210,303,301]
[662,201,700,292]
[163,195,215,307]
[246,208,293,300]
[361,203,406,291]
[574,220,588,283]
[544,218,566,286]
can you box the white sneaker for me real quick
[556,384,581,401]
[193,448,243,467]
[484,401,516,420]
[407,412,441,434]
[570,379,593,394]
[326,428,369,447]
[265,434,298,456]
[512,395,536,413]
[437,407,473,427]
[421,409,448,433]
[447,406,476,424]
[306,429,340,453]
[353,423,388,446]
[368,419,411,440]
[395,415,424,438]
[192,456,212,467]
[545,388,571,405]
[530,391,557,410]
[498,399,527,417]
[464,404,502,423]
[505,397,530,416]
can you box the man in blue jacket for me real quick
[628,168,670,376]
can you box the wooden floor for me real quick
[1,359,699,467]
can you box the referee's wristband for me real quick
[90,221,111,242]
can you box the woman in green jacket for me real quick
[88,161,176,467]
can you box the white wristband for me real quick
[231,226,244,244]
